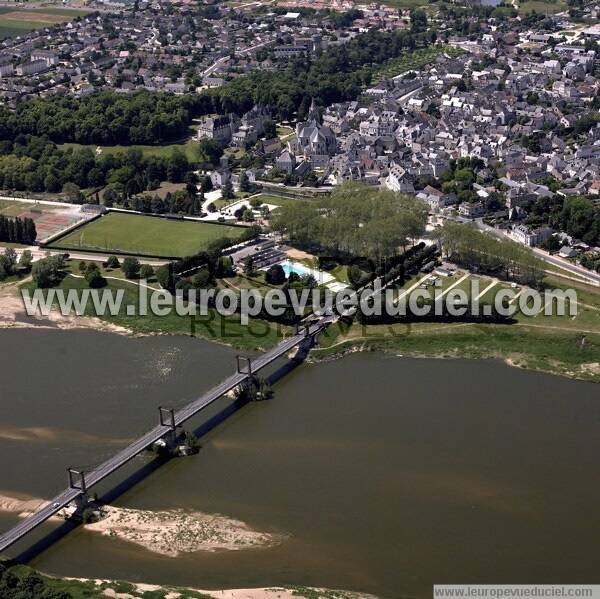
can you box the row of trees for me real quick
[0,215,37,244]
[271,184,428,261]
[438,221,544,285]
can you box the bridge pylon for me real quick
[67,468,87,494]
[158,406,176,431]
[236,355,252,375]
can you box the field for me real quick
[49,212,247,258]
[517,0,567,13]
[59,138,200,161]
[0,7,88,39]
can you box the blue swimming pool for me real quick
[279,260,313,277]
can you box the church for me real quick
[293,99,338,166]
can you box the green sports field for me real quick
[0,8,89,40]
[50,212,246,258]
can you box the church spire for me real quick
[308,97,321,123]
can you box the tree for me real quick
[140,264,154,279]
[192,268,212,288]
[121,257,141,279]
[410,9,427,32]
[31,255,65,288]
[62,182,82,203]
[271,183,427,260]
[155,265,172,288]
[239,171,251,193]
[242,256,256,277]
[196,138,223,165]
[85,267,106,288]
[18,249,33,272]
[266,263,286,285]
[104,255,120,269]
[263,119,277,139]
[183,430,201,453]
[0,248,17,280]
[222,180,234,200]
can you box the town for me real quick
[0,0,598,269]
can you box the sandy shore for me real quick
[65,577,377,599]
[0,280,131,335]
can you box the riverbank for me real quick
[3,267,599,381]
[311,321,600,382]
[0,279,132,336]
[1,564,377,599]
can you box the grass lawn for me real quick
[59,137,199,161]
[251,193,320,208]
[518,0,566,13]
[276,125,294,139]
[251,194,291,207]
[49,212,246,258]
[21,266,286,351]
[0,7,88,39]
[0,199,37,217]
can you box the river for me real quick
[0,328,599,598]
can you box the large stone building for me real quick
[197,114,240,145]
[294,100,337,166]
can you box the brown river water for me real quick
[0,328,599,598]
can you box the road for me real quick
[0,245,168,267]
[0,318,331,555]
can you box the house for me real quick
[276,150,296,174]
[458,202,485,218]
[511,224,553,247]
[416,185,456,210]
[558,246,578,258]
[197,114,240,145]
[16,59,48,76]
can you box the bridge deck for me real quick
[0,321,327,555]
